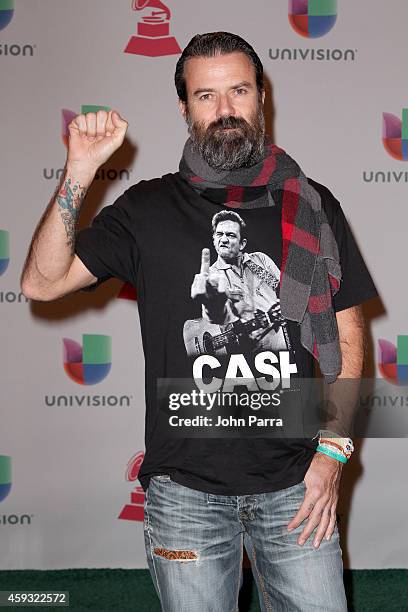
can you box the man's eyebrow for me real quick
[192,81,254,97]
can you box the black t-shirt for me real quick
[75,172,378,495]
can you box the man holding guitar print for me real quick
[186,209,291,363]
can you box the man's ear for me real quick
[178,99,187,120]
[240,238,247,252]
[261,89,266,105]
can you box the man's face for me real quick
[213,220,247,261]
[179,52,266,171]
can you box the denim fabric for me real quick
[144,475,347,612]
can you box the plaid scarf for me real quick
[179,137,342,383]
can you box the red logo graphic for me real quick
[117,282,137,301]
[118,451,145,522]
[124,0,181,57]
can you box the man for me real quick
[22,32,378,611]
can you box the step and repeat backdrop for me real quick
[1,0,407,570]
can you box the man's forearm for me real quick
[21,163,95,295]
[321,306,366,438]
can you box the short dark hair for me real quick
[212,210,247,241]
[175,31,264,104]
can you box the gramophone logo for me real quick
[62,105,111,148]
[378,336,408,385]
[289,0,337,38]
[0,230,10,276]
[0,456,12,503]
[118,451,145,522]
[63,334,112,385]
[0,0,14,31]
[124,0,181,57]
[382,110,408,161]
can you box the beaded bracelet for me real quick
[320,440,353,460]
[314,429,354,461]
[320,437,354,460]
[318,439,344,454]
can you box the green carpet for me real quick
[0,569,407,611]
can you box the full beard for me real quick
[187,103,266,171]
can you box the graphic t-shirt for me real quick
[75,172,378,495]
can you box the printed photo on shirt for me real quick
[183,210,292,367]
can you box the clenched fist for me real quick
[191,248,230,319]
[67,109,128,171]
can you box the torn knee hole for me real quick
[154,547,198,561]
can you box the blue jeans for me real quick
[144,475,347,612]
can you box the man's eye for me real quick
[199,94,212,101]
[235,88,247,95]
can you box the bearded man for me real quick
[22,31,378,612]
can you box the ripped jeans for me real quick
[143,475,347,612]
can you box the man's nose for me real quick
[216,94,235,119]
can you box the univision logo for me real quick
[45,394,132,407]
[0,0,36,56]
[0,456,11,502]
[382,109,408,161]
[289,0,337,38]
[0,455,34,526]
[43,167,131,181]
[0,230,27,303]
[378,336,408,385]
[42,106,131,181]
[270,0,356,62]
[63,334,112,385]
[0,0,13,31]
[362,109,408,183]
[0,229,9,276]
[0,291,28,303]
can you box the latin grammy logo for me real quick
[117,282,137,301]
[124,0,181,57]
[118,451,145,522]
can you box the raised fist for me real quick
[67,109,128,171]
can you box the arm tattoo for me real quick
[56,177,87,252]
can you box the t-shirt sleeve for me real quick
[74,189,140,290]
[310,179,379,312]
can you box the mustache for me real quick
[206,115,250,134]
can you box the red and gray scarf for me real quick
[179,137,342,383]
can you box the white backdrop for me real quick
[0,0,407,570]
